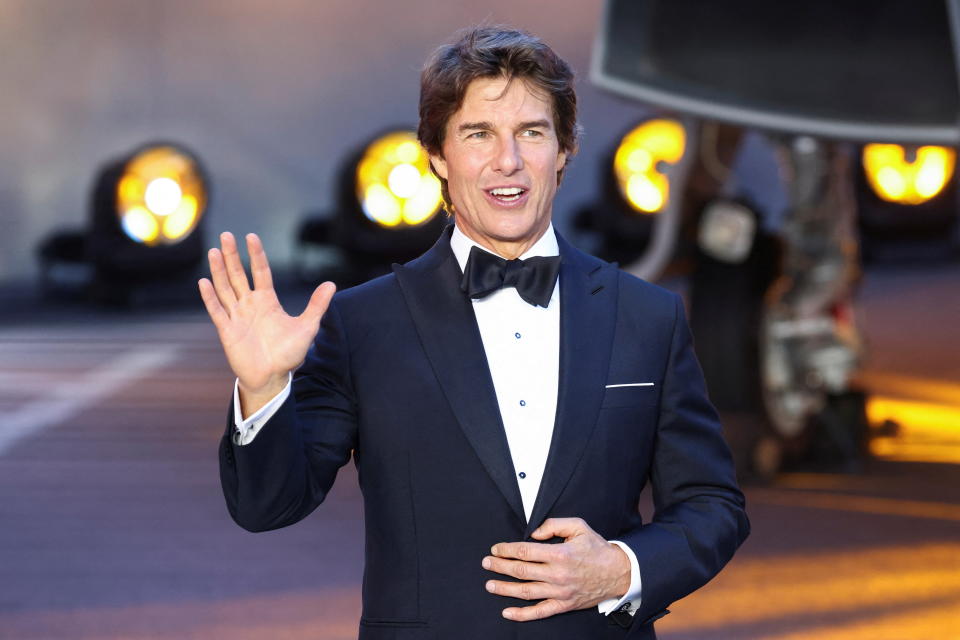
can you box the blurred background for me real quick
[1,0,958,638]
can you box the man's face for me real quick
[430,76,567,258]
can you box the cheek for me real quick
[533,153,562,183]
[452,168,488,200]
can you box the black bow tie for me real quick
[460,246,561,308]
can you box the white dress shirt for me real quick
[232,223,642,616]
[451,226,560,522]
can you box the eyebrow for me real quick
[457,119,553,134]
[518,119,552,130]
[457,121,493,134]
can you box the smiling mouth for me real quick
[487,187,527,203]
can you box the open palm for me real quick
[198,232,335,410]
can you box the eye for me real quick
[467,131,489,139]
[521,129,543,138]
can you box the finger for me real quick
[485,579,563,602]
[300,281,336,329]
[531,517,589,541]
[198,278,230,333]
[502,599,569,622]
[483,556,551,582]
[207,247,237,310]
[220,231,251,298]
[491,542,556,563]
[246,233,274,291]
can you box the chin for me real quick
[489,213,540,233]
[486,223,538,243]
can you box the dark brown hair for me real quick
[418,26,581,210]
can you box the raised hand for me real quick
[198,232,336,416]
[482,517,632,621]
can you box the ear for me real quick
[556,149,567,173]
[430,153,448,181]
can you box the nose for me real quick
[492,136,523,175]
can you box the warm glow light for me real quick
[395,140,421,164]
[626,174,665,212]
[162,194,199,241]
[613,119,686,214]
[654,541,960,639]
[355,131,442,228]
[363,183,402,227]
[115,145,207,245]
[862,144,955,205]
[387,163,421,199]
[867,395,960,464]
[626,148,652,173]
[875,166,906,199]
[118,175,144,205]
[403,175,443,225]
[144,177,182,216]
[121,206,160,244]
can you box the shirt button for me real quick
[518,472,526,479]
[519,399,526,407]
[515,332,521,339]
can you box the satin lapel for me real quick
[525,237,618,536]
[393,230,526,525]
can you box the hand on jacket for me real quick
[482,517,632,621]
[198,231,335,416]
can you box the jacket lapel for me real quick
[393,228,526,525]
[525,235,619,536]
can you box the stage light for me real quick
[296,129,449,285]
[37,141,209,303]
[862,144,955,205]
[570,117,696,271]
[613,118,686,214]
[116,145,207,245]
[356,131,442,228]
[855,142,958,261]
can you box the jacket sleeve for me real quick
[218,298,358,532]
[619,292,750,628]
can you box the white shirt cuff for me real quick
[231,374,292,446]
[597,540,642,616]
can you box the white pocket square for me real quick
[605,382,655,388]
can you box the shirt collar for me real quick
[450,223,559,273]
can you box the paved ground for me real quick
[0,261,958,639]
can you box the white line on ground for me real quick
[0,345,180,456]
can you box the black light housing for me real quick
[574,118,688,265]
[38,141,210,300]
[297,129,446,282]
[855,143,959,260]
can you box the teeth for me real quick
[490,187,524,196]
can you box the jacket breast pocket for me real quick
[600,383,658,409]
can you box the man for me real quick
[199,26,748,640]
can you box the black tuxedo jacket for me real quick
[219,228,749,640]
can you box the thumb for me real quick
[301,281,337,328]
[530,518,592,540]
[531,517,588,541]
